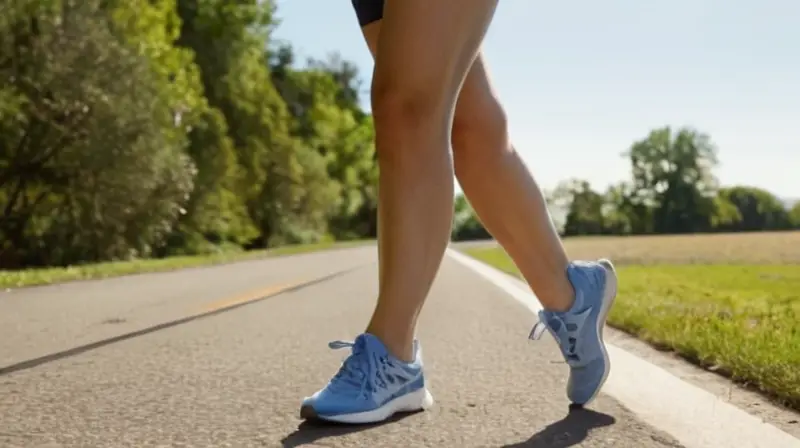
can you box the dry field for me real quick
[561,231,800,265]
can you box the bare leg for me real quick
[363,0,499,362]
[451,56,576,311]
[300,4,615,421]
[446,50,617,408]
[371,34,616,407]
[358,27,574,315]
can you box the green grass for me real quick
[0,240,374,289]
[465,245,800,410]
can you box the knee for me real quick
[371,77,448,136]
[451,95,509,160]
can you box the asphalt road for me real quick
[0,245,779,447]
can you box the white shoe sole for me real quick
[300,387,434,424]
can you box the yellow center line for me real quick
[197,280,307,314]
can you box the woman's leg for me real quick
[448,55,618,407]
[300,0,499,424]
[450,56,577,311]
[358,18,573,313]
[354,6,618,408]
[363,0,498,363]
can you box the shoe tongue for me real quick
[334,335,376,388]
[354,333,388,357]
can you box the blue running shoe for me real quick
[529,259,618,406]
[300,333,434,424]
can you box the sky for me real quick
[272,0,799,200]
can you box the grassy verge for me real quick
[464,246,800,410]
[0,240,374,289]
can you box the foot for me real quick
[300,333,434,424]
[529,259,618,406]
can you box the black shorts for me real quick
[352,0,384,27]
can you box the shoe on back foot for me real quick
[529,259,618,406]
[300,333,434,424]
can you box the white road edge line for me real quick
[445,247,800,448]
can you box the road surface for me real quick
[0,245,796,447]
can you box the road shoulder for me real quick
[447,248,800,448]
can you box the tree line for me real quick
[1,1,797,270]
[1,0,379,269]
[453,126,800,241]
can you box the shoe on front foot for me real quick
[529,259,618,406]
[300,333,434,424]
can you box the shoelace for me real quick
[529,310,582,365]
[327,339,390,400]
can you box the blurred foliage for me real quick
[1,1,796,268]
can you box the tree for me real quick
[269,47,379,240]
[601,181,654,235]
[716,186,792,232]
[451,194,490,241]
[549,179,607,236]
[175,0,338,246]
[110,0,254,255]
[710,194,743,230]
[625,126,719,234]
[0,0,195,267]
[789,202,800,229]
[11,0,792,272]
[0,0,381,269]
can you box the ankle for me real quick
[364,328,415,362]
[541,280,576,313]
[544,299,573,313]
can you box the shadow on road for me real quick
[280,411,423,447]
[281,406,614,447]
[502,406,616,448]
